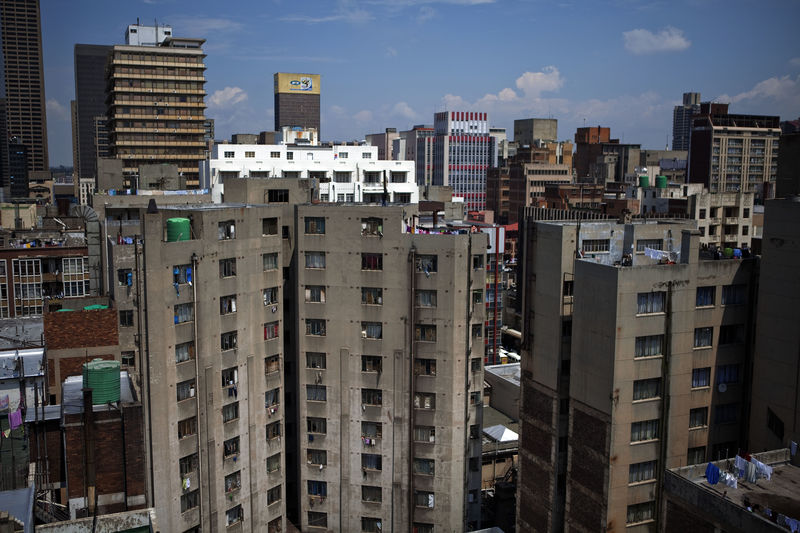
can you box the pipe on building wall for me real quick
[407,245,417,531]
[655,279,674,525]
[191,251,207,530]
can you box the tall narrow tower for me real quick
[274,73,321,136]
[0,0,49,197]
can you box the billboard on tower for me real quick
[274,73,321,95]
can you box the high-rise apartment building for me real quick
[106,24,207,187]
[73,44,112,182]
[505,143,573,224]
[672,92,700,151]
[0,0,49,196]
[688,102,780,196]
[432,111,491,211]
[517,214,756,532]
[274,73,321,136]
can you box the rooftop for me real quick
[485,363,521,388]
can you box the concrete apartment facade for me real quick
[292,203,486,532]
[517,213,757,532]
[137,204,287,532]
[106,25,208,187]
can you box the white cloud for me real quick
[353,110,374,122]
[46,98,68,121]
[515,66,564,97]
[392,101,418,120]
[208,86,248,108]
[623,26,690,55]
[719,75,800,108]
[789,57,800,67]
[281,0,372,24]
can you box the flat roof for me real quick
[485,363,520,387]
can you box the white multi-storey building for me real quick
[201,143,418,204]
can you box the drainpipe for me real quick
[407,246,417,531]
[191,251,206,529]
[655,280,673,526]
[462,235,474,529]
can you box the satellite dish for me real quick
[718,383,727,393]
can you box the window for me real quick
[472,289,483,304]
[308,480,327,497]
[636,239,663,252]
[263,287,279,305]
[626,501,654,524]
[696,286,715,307]
[117,268,132,286]
[245,151,255,158]
[362,388,382,406]
[267,484,281,505]
[414,358,436,376]
[470,391,481,406]
[262,217,278,236]
[362,322,382,339]
[180,453,199,475]
[304,217,326,235]
[689,407,708,428]
[219,258,236,277]
[692,367,711,388]
[699,208,706,220]
[688,446,706,465]
[413,523,434,533]
[178,417,197,439]
[415,255,437,273]
[264,321,280,340]
[414,490,434,508]
[218,220,235,240]
[175,341,195,363]
[362,518,382,533]
[694,327,713,348]
[634,335,663,358]
[416,289,437,307]
[173,264,192,284]
[307,417,327,434]
[263,253,278,271]
[715,403,738,424]
[629,460,656,484]
[265,387,280,408]
[177,379,195,402]
[223,402,239,423]
[338,151,348,159]
[224,151,235,158]
[223,437,239,459]
[361,253,383,270]
[472,324,483,338]
[267,452,281,473]
[473,255,484,269]
[266,421,281,440]
[414,392,436,410]
[307,385,327,402]
[221,331,237,351]
[637,291,665,314]
[307,352,326,369]
[286,152,294,161]
[633,378,661,401]
[361,218,383,236]
[719,324,744,345]
[391,171,406,183]
[767,407,785,440]
[582,239,609,253]
[305,251,326,269]
[121,351,135,367]
[181,489,199,512]
[173,302,194,324]
[363,152,372,159]
[414,425,435,443]
[743,208,750,218]
[721,284,746,305]
[415,325,436,342]
[267,189,289,202]
[225,471,241,493]
[362,453,382,470]
[361,287,383,305]
[265,355,280,375]
[307,448,327,466]
[306,319,326,336]
[716,364,740,385]
[270,151,280,158]
[362,485,382,503]
[630,419,659,442]
[220,294,237,314]
[362,421,382,439]
[362,355,382,373]
[413,458,435,476]
[308,512,327,528]
[304,285,326,303]
[226,505,243,527]
[471,358,482,372]
[120,309,134,327]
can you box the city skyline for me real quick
[42,0,800,167]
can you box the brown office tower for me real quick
[73,44,111,182]
[106,25,207,188]
[274,73,320,137]
[0,0,49,196]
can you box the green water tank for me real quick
[639,175,650,188]
[655,175,668,188]
[166,218,191,242]
[82,359,121,404]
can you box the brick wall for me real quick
[58,354,114,384]
[44,308,119,350]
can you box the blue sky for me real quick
[43,0,800,167]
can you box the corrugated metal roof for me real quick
[483,424,518,443]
